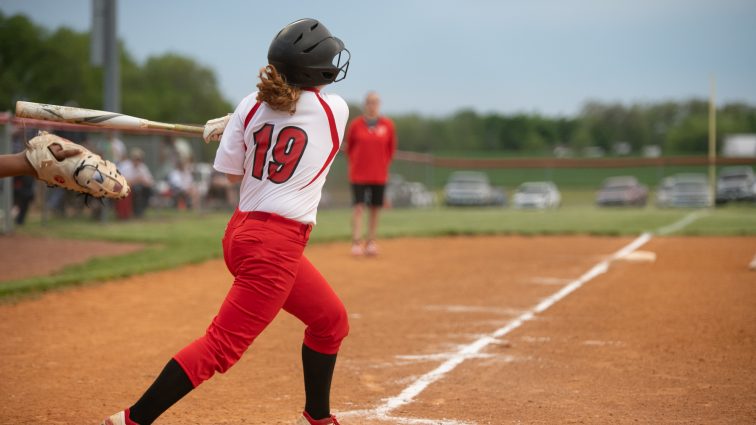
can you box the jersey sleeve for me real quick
[213,96,252,175]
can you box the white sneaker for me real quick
[350,241,364,256]
[100,409,137,425]
[365,240,379,256]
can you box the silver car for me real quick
[513,181,561,209]
[716,166,755,204]
[444,171,505,206]
[657,174,711,208]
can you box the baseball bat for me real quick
[15,101,205,136]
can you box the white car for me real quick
[513,181,561,209]
[386,174,435,208]
[444,171,506,206]
[657,174,711,208]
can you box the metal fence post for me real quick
[1,117,14,234]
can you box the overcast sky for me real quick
[2,0,755,117]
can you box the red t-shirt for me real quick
[345,116,397,184]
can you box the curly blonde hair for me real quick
[256,65,301,115]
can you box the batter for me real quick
[101,18,351,425]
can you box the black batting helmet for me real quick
[267,18,350,87]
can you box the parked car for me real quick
[716,166,755,204]
[386,174,435,208]
[513,181,561,209]
[596,176,648,207]
[444,171,506,206]
[657,174,711,208]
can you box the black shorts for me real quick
[351,184,386,207]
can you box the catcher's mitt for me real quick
[25,131,130,199]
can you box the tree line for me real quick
[3,12,755,157]
[382,100,756,155]
[0,12,231,125]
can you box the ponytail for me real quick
[256,65,301,114]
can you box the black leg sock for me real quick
[128,358,194,425]
[302,344,338,420]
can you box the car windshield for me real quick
[451,180,486,188]
[721,174,748,181]
[675,182,706,192]
[518,185,548,194]
[450,174,487,185]
[604,178,636,187]
[603,185,632,192]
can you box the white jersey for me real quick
[214,89,349,224]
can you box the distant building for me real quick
[723,134,756,157]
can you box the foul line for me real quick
[342,212,702,424]
[382,233,651,416]
[341,233,651,424]
[655,210,708,235]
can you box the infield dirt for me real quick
[0,235,754,424]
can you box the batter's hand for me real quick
[203,114,231,143]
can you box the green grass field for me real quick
[2,199,754,297]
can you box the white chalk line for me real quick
[424,304,524,315]
[341,213,701,424]
[340,233,651,424]
[656,210,708,235]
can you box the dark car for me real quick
[716,166,755,204]
[596,176,648,207]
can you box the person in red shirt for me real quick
[345,92,397,256]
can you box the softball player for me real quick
[101,19,351,425]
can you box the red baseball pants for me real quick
[174,210,349,387]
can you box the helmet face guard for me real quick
[268,19,350,87]
[331,44,350,83]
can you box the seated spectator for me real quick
[167,160,198,210]
[119,148,154,218]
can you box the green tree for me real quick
[1,12,231,127]
[0,13,100,109]
[123,54,231,124]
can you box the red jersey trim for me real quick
[300,91,339,190]
[244,101,262,130]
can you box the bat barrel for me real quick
[15,101,204,136]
